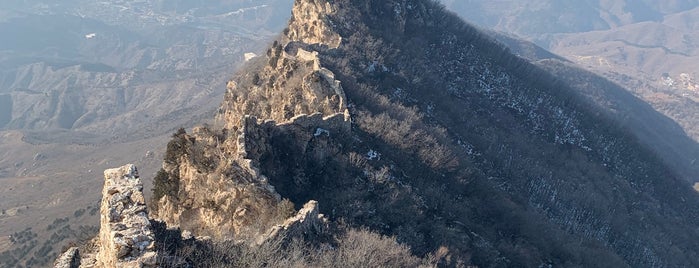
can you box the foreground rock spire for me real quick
[54,164,158,268]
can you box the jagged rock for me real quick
[287,0,342,48]
[153,0,353,239]
[53,247,80,268]
[152,109,350,240]
[257,200,328,245]
[152,127,282,239]
[218,0,347,130]
[96,164,159,268]
[53,164,160,268]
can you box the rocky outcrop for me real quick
[153,0,352,242]
[53,164,159,268]
[153,168,282,240]
[97,164,158,267]
[53,247,80,268]
[286,0,342,48]
[153,109,350,240]
[218,0,346,130]
[152,126,283,240]
[257,200,328,245]
[218,46,348,129]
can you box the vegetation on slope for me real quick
[150,0,699,267]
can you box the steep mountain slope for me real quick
[488,32,699,184]
[440,1,699,182]
[535,59,699,183]
[146,0,699,267]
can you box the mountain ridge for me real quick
[155,0,699,266]
[56,0,699,267]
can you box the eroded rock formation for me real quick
[256,200,328,245]
[97,164,158,267]
[54,164,159,268]
[53,247,80,268]
[286,0,342,48]
[150,0,351,241]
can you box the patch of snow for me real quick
[367,150,380,160]
[426,103,435,116]
[367,61,377,72]
[314,128,330,137]
[244,52,257,62]
[661,76,675,87]
[392,88,406,100]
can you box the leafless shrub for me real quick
[348,151,368,168]
[155,226,435,268]
[357,110,458,170]
[316,228,432,268]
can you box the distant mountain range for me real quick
[0,0,293,139]
[441,0,699,36]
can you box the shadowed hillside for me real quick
[441,1,699,184]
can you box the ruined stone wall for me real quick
[97,164,158,267]
[287,0,342,48]
[149,0,352,244]
[151,127,281,240]
[218,47,348,130]
[256,200,328,245]
[53,164,159,268]
[239,112,350,161]
[218,0,347,130]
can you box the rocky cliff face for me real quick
[54,159,329,267]
[151,0,352,241]
[217,46,347,129]
[286,0,342,48]
[151,125,283,239]
[96,165,158,268]
[151,111,349,239]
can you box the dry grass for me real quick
[157,227,434,268]
[0,236,11,252]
